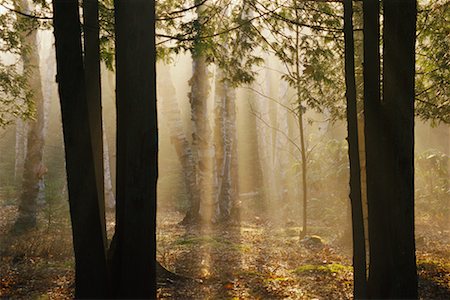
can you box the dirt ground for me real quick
[1,203,449,299]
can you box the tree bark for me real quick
[83,0,107,249]
[158,63,199,223]
[186,1,216,223]
[112,0,157,297]
[13,0,45,231]
[52,0,108,297]
[103,120,115,209]
[381,0,418,297]
[214,69,238,221]
[362,0,387,297]
[14,120,27,183]
[343,0,367,297]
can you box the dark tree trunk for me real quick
[52,0,108,297]
[362,0,388,297]
[83,0,107,249]
[382,0,418,297]
[343,0,367,298]
[112,1,157,298]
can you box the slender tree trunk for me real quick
[158,63,199,223]
[112,1,157,297]
[214,69,237,221]
[382,0,418,297]
[52,0,108,297]
[294,5,308,238]
[343,0,367,297]
[13,0,45,231]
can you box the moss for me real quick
[292,263,351,275]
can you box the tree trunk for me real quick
[14,120,27,183]
[214,68,238,222]
[343,0,367,297]
[158,63,199,223]
[83,0,107,249]
[381,0,418,297]
[112,0,157,297]
[52,0,108,297]
[187,2,215,223]
[362,0,387,297]
[103,120,115,210]
[13,0,45,232]
[294,6,308,238]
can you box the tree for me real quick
[158,63,200,223]
[343,0,367,297]
[379,0,417,296]
[83,0,107,246]
[184,0,216,224]
[111,0,158,297]
[214,68,238,221]
[12,0,46,232]
[363,0,418,297]
[52,0,108,297]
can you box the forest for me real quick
[0,0,448,299]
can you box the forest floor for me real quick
[0,201,449,299]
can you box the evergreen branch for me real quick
[0,3,52,20]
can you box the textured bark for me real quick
[381,0,418,297]
[52,0,108,297]
[14,120,27,182]
[158,64,199,222]
[214,69,238,221]
[13,0,45,231]
[103,120,115,209]
[343,0,367,297]
[187,2,215,223]
[112,1,157,297]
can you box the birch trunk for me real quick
[158,63,199,222]
[103,120,115,209]
[13,0,46,231]
[187,1,216,223]
[214,68,238,222]
[14,119,28,182]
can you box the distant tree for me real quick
[158,63,199,214]
[13,0,46,232]
[183,0,217,224]
[214,68,238,221]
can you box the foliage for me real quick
[252,0,346,120]
[307,138,349,228]
[415,149,449,227]
[415,0,450,125]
